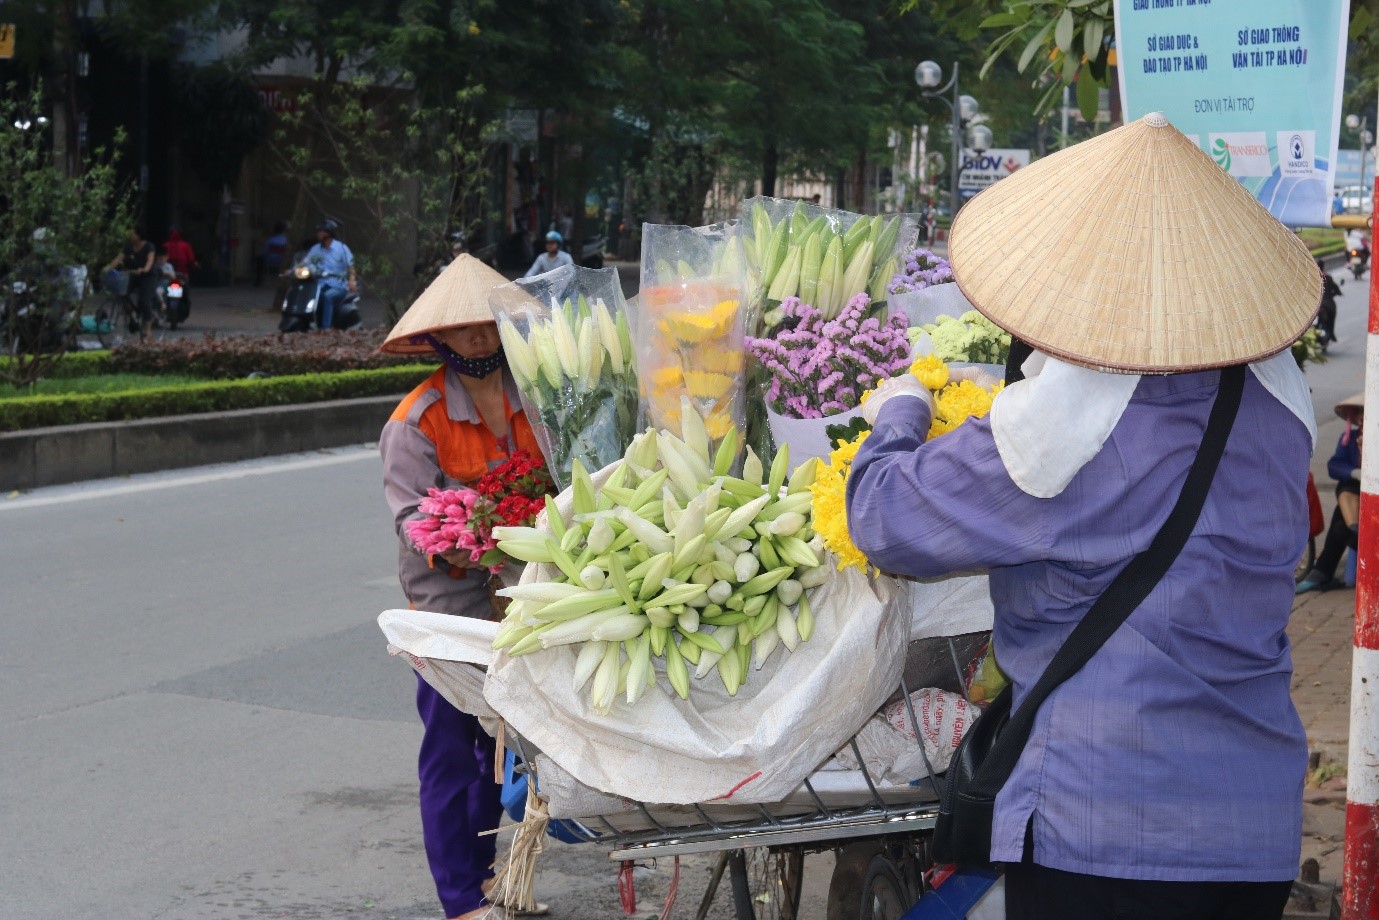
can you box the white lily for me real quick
[550,309,580,381]
[593,298,624,372]
[529,322,563,389]
[576,317,599,390]
[497,320,538,390]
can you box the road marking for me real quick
[0,447,379,510]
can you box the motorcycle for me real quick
[278,263,362,333]
[159,272,191,330]
[1349,245,1369,280]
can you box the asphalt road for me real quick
[0,449,748,920]
[2,268,1366,919]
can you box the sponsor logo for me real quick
[1277,130,1316,178]
[1208,132,1272,177]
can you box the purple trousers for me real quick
[415,673,503,917]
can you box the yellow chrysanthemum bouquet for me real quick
[637,223,749,449]
[811,355,1003,573]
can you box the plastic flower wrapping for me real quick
[746,293,911,419]
[636,222,747,452]
[737,197,919,334]
[488,265,640,490]
[813,356,1004,573]
[405,451,556,573]
[912,311,1012,366]
[887,246,953,295]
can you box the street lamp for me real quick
[916,61,980,217]
[1347,113,1372,214]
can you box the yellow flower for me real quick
[651,366,684,390]
[683,370,734,400]
[703,412,736,440]
[909,355,950,391]
[699,348,745,375]
[810,430,874,574]
[927,380,1003,440]
[658,298,740,344]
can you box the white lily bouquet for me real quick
[489,265,640,490]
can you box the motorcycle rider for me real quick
[1345,227,1370,270]
[304,219,357,330]
[522,230,573,278]
[1317,258,1341,346]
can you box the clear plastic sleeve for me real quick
[634,221,747,453]
[737,196,920,334]
[488,264,639,490]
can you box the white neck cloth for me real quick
[990,349,1317,498]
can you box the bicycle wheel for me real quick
[700,847,805,920]
[90,295,123,348]
[856,856,909,920]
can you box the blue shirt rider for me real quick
[304,219,357,330]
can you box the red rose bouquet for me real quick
[405,450,556,573]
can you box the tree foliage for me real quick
[270,80,490,323]
[0,85,133,384]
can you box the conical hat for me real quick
[1336,392,1365,421]
[948,113,1321,373]
[381,254,509,354]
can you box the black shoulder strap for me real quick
[969,364,1247,795]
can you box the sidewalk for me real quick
[161,262,642,340]
[1291,580,1355,894]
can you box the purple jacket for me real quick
[846,370,1309,881]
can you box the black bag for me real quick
[932,365,1246,866]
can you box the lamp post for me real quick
[1347,114,1372,214]
[916,61,982,218]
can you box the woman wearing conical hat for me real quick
[379,255,549,920]
[1296,393,1364,594]
[849,114,1319,917]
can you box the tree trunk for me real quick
[288,54,344,238]
[851,150,867,214]
[761,143,779,198]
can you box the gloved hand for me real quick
[947,365,1002,388]
[863,374,935,426]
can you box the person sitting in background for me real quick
[1297,394,1363,593]
[163,228,198,278]
[522,230,573,279]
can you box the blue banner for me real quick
[1114,0,1351,227]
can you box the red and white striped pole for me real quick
[1344,177,1379,920]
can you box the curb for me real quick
[1,395,399,492]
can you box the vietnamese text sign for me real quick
[958,148,1030,200]
[1114,0,1350,226]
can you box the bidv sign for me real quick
[958,148,1031,199]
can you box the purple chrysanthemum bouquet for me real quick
[746,293,912,419]
[888,247,953,295]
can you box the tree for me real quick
[0,84,132,385]
[270,80,490,323]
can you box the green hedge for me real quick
[0,364,437,432]
[0,351,112,379]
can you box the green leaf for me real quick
[1352,7,1374,39]
[1068,0,1100,7]
[1084,17,1106,57]
[1076,70,1101,122]
[1018,20,1056,72]
[1062,43,1081,82]
[979,12,1025,28]
[1055,8,1076,54]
